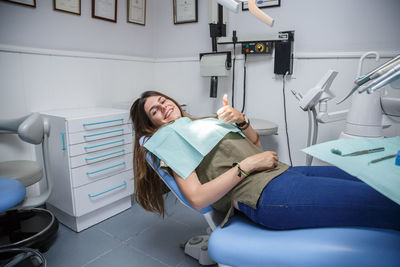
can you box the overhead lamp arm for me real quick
[215,0,274,26]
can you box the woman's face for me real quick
[144,95,182,128]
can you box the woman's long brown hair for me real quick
[130,91,188,216]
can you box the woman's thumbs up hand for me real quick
[217,94,245,125]
[222,94,229,106]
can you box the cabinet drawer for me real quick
[68,124,132,145]
[68,113,130,133]
[70,143,133,169]
[69,134,133,157]
[73,171,133,216]
[71,153,133,188]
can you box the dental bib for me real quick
[144,117,244,178]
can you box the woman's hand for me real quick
[217,94,245,125]
[240,151,278,173]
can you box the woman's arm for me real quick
[217,94,261,149]
[173,150,278,210]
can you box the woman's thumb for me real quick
[222,94,229,106]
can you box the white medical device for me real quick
[292,70,348,165]
[200,52,232,98]
[200,52,231,77]
[296,70,338,111]
[341,53,400,139]
[294,52,400,165]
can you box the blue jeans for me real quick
[237,166,400,230]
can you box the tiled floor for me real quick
[43,194,216,267]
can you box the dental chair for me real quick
[0,113,58,263]
[142,138,400,267]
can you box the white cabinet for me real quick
[41,108,134,232]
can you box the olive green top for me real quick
[195,132,289,227]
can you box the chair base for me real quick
[184,235,216,265]
[0,208,58,253]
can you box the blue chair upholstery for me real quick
[209,215,400,267]
[0,178,26,213]
[141,138,400,267]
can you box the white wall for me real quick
[0,0,399,166]
[153,0,400,58]
[0,0,156,56]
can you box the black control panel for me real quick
[241,41,273,55]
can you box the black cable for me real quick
[241,54,247,113]
[232,42,236,108]
[282,73,293,167]
[0,247,47,267]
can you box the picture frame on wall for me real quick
[4,0,36,7]
[242,0,280,11]
[92,0,117,23]
[173,0,198,24]
[54,0,81,15]
[128,0,146,26]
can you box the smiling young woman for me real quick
[130,90,400,230]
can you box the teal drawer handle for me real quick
[61,132,66,151]
[83,118,124,127]
[86,162,126,175]
[84,129,124,138]
[84,139,125,150]
[85,149,125,161]
[88,181,127,198]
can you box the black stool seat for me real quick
[0,208,59,253]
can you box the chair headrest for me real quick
[0,113,45,145]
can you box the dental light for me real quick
[215,0,274,26]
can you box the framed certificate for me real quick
[242,0,280,11]
[4,0,36,7]
[128,0,146,26]
[92,0,117,23]
[173,0,198,24]
[54,0,81,15]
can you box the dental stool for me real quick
[0,178,26,213]
[144,150,400,267]
[0,113,59,255]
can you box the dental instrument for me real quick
[358,63,400,93]
[337,54,400,104]
[368,154,397,165]
[368,68,400,93]
[331,147,385,157]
